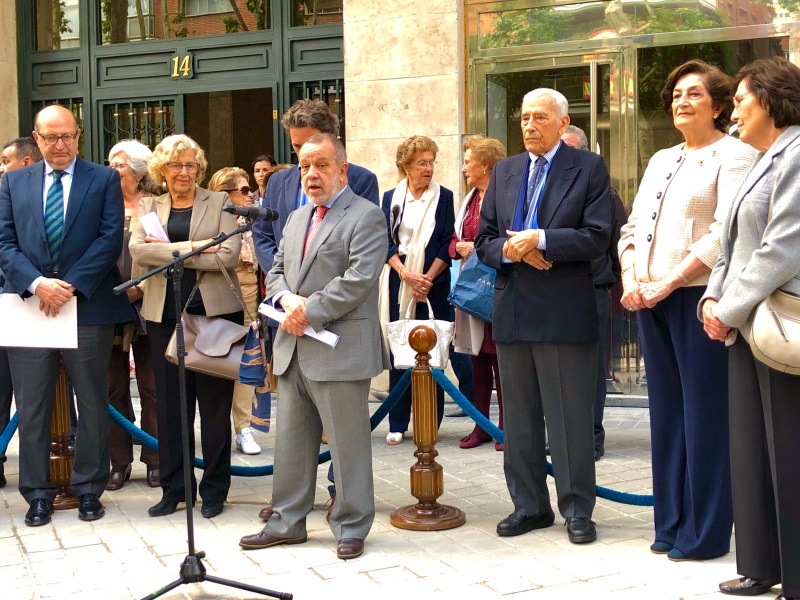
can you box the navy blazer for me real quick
[476,145,611,344]
[0,157,132,326]
[381,185,455,287]
[252,162,379,275]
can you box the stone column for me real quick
[0,2,19,143]
[343,1,465,198]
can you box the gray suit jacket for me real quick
[703,125,800,330]
[267,186,389,382]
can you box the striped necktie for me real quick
[45,170,65,271]
[303,205,329,259]
[524,156,547,224]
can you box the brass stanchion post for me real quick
[50,360,77,510]
[390,325,466,531]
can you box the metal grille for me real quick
[32,98,85,157]
[102,100,175,160]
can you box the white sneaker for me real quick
[235,427,261,455]
[386,432,404,445]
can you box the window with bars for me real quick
[102,100,175,160]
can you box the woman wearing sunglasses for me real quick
[208,167,262,456]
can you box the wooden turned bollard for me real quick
[50,361,78,510]
[390,325,466,531]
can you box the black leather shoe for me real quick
[239,531,307,550]
[146,468,160,488]
[566,516,597,543]
[201,500,224,519]
[25,498,54,527]
[0,463,6,488]
[497,511,556,537]
[78,493,105,521]
[594,446,605,461]
[719,576,780,596]
[336,538,364,559]
[148,499,179,517]
[105,464,132,491]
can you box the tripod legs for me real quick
[141,552,292,600]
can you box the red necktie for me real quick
[303,205,329,259]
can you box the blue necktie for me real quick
[45,170,65,271]
[524,157,547,225]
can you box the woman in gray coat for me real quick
[701,57,800,599]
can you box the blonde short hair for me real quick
[207,167,249,193]
[148,134,208,186]
[396,135,438,179]
[463,136,506,173]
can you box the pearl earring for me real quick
[162,181,167,188]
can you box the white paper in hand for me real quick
[258,302,340,348]
[138,212,170,242]
[0,294,78,348]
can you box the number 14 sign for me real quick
[171,54,193,79]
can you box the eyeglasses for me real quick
[108,161,129,170]
[36,132,79,145]
[223,185,252,196]
[166,162,200,173]
[414,160,436,168]
[733,92,752,108]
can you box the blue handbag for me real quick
[447,252,496,322]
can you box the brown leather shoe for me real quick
[259,505,274,521]
[336,538,364,560]
[326,492,336,523]
[146,467,160,488]
[239,531,307,550]
[106,465,132,491]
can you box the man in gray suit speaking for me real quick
[239,133,388,560]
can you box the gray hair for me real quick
[522,88,569,119]
[108,139,159,194]
[563,125,588,150]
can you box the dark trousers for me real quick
[469,350,503,437]
[387,272,453,433]
[729,336,800,595]
[9,325,114,503]
[107,337,158,468]
[594,285,611,448]
[0,347,13,470]
[450,348,475,404]
[147,315,240,504]
[497,340,597,518]
[637,286,732,558]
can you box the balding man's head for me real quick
[32,105,81,170]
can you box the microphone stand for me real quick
[115,219,291,600]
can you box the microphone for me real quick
[223,204,279,221]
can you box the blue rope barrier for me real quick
[0,411,18,456]
[0,366,652,506]
[430,368,655,507]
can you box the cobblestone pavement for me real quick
[0,393,758,600]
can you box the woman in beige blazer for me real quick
[618,60,758,561]
[130,134,242,520]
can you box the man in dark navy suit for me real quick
[251,98,379,522]
[0,105,132,526]
[476,89,610,545]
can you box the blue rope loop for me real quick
[0,366,653,506]
[429,368,654,507]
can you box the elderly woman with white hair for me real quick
[105,140,161,491]
[130,134,242,519]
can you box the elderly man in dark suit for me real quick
[476,88,611,544]
[0,105,132,525]
[240,133,387,560]
[251,98,379,522]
